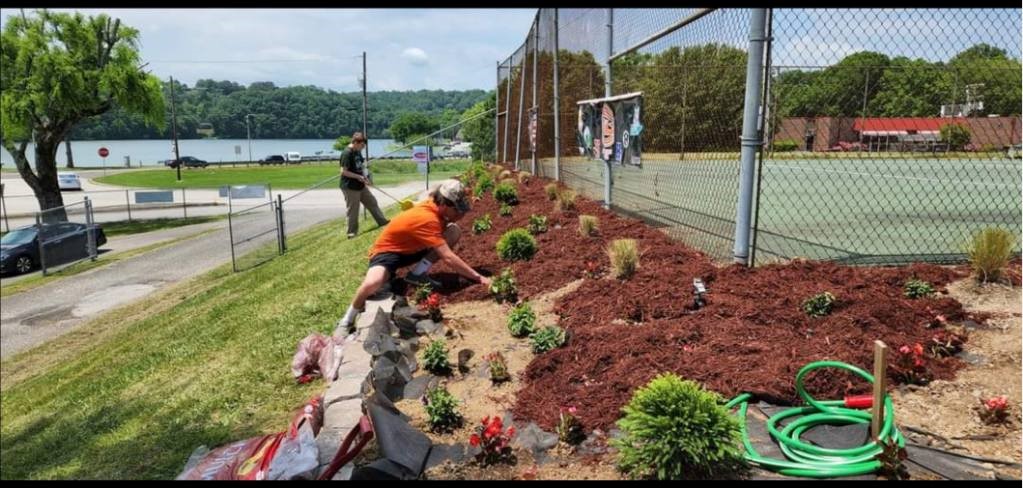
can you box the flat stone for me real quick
[403,375,439,400]
[513,422,558,454]
[416,319,443,335]
[324,376,366,406]
[323,399,364,433]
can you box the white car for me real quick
[58,172,82,191]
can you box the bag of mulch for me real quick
[176,396,324,480]
[291,333,345,383]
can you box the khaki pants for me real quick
[342,188,388,236]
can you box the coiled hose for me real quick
[726,360,905,478]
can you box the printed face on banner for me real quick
[576,95,643,167]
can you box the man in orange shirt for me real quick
[338,180,492,332]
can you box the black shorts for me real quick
[368,250,430,277]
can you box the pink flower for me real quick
[567,406,577,415]
[899,345,911,355]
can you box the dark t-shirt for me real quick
[339,147,366,190]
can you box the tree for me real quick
[1,9,164,221]
[869,57,953,117]
[389,112,439,144]
[437,108,461,140]
[940,123,971,150]
[947,44,1022,116]
[333,135,352,151]
[461,93,496,162]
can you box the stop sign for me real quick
[98,147,109,158]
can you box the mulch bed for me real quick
[405,166,991,434]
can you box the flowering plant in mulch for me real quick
[556,406,585,445]
[416,291,443,322]
[486,351,511,384]
[927,328,967,358]
[977,395,1010,425]
[469,416,516,466]
[582,260,601,279]
[892,343,928,385]
[412,283,433,305]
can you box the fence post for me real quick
[732,8,769,265]
[496,60,501,164]
[228,192,237,272]
[182,188,188,219]
[503,58,513,164]
[0,182,9,233]
[603,8,614,209]
[277,193,286,254]
[85,197,97,261]
[553,8,561,182]
[36,212,47,276]
[531,13,539,175]
[125,190,132,223]
[515,41,527,171]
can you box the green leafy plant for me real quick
[612,373,745,480]
[472,214,493,234]
[423,339,451,374]
[474,173,496,199]
[545,183,560,201]
[499,203,513,217]
[485,352,511,384]
[579,215,599,237]
[527,214,549,235]
[939,123,971,150]
[554,189,577,212]
[424,386,463,433]
[412,283,433,304]
[556,406,586,445]
[802,292,836,317]
[529,325,566,354]
[507,302,536,337]
[490,268,518,304]
[966,227,1015,283]
[903,279,934,299]
[497,228,538,261]
[494,182,519,205]
[608,239,639,279]
[771,139,799,152]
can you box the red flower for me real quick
[469,434,481,447]
[912,343,924,356]
[506,426,516,438]
[985,396,1008,411]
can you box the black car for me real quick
[0,222,107,276]
[167,156,209,169]
[259,154,286,165]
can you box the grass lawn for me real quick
[92,160,470,189]
[0,207,397,479]
[101,215,226,238]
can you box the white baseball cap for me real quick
[436,180,471,213]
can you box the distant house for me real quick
[773,116,1021,152]
[197,123,215,138]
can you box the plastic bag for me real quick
[177,396,324,480]
[291,333,344,383]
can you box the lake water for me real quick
[0,139,411,168]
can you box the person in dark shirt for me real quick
[339,132,388,238]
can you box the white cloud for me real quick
[401,47,429,66]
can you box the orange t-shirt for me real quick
[369,200,446,257]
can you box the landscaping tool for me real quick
[370,184,414,211]
[727,360,906,478]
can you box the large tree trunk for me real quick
[65,133,75,169]
[31,135,68,223]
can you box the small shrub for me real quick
[612,373,745,479]
[463,162,488,187]
[556,406,585,445]
[545,183,559,201]
[472,214,493,234]
[485,352,511,383]
[529,325,566,354]
[554,189,577,212]
[608,239,639,279]
[892,343,928,385]
[412,283,433,304]
[928,328,967,358]
[497,228,538,261]
[771,139,799,152]
[517,171,531,184]
[425,386,463,433]
[940,123,971,150]
[966,227,1015,283]
[423,339,450,374]
[499,169,512,180]
[494,182,519,205]
[527,214,549,234]
[903,279,934,299]
[802,292,835,317]
[579,215,599,237]
[507,302,536,337]
[977,396,1010,425]
[490,268,518,304]
[470,416,516,466]
[474,173,496,199]
[499,203,513,217]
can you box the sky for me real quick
[0,8,537,93]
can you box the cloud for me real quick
[401,47,429,66]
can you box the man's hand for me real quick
[478,275,492,288]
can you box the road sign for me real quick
[98,147,109,158]
[234,145,242,155]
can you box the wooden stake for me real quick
[872,340,889,439]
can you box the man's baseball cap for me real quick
[437,180,471,213]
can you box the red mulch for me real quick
[407,167,983,433]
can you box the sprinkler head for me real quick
[692,278,707,309]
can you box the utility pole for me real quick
[170,76,181,182]
[246,114,253,162]
[362,52,369,162]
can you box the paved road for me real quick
[0,176,435,359]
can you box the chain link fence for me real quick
[35,199,98,275]
[502,8,1022,265]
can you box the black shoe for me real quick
[405,273,442,290]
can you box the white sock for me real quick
[411,259,433,276]
[340,305,361,326]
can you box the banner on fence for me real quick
[135,191,175,204]
[412,146,430,174]
[576,92,643,167]
[220,185,267,199]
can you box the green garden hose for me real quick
[726,360,905,478]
